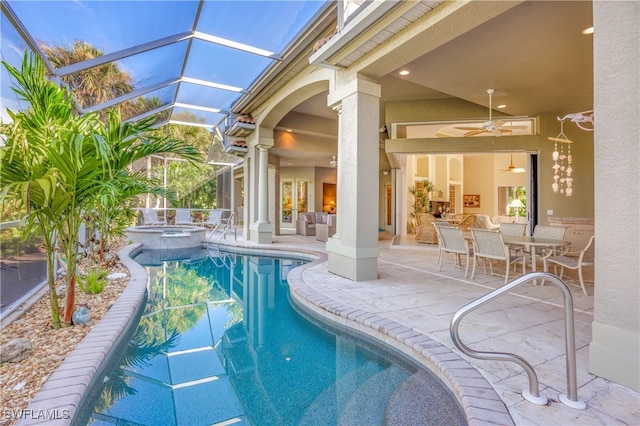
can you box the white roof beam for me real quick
[55,32,193,76]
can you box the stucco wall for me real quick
[588,0,640,392]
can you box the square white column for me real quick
[326,77,381,280]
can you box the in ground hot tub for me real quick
[126,225,207,250]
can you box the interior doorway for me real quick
[280,179,310,229]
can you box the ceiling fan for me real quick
[455,89,528,137]
[499,153,526,173]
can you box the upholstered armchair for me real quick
[296,213,317,236]
[296,212,329,236]
[457,214,477,231]
[473,214,500,230]
[316,214,336,242]
[415,213,438,243]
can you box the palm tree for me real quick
[41,41,133,110]
[1,52,201,327]
[41,40,163,122]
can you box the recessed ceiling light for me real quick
[582,26,594,35]
[398,69,410,76]
[497,104,506,109]
[286,129,293,132]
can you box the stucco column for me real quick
[250,144,274,243]
[257,145,269,224]
[589,1,640,392]
[326,76,380,281]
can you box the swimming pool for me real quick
[78,247,465,425]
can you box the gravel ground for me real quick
[0,248,129,426]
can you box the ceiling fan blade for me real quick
[435,131,452,138]
[464,129,488,137]
[455,126,483,131]
[492,120,505,128]
[501,125,528,130]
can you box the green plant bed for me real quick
[78,268,108,295]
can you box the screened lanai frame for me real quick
[1,0,332,154]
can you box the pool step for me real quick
[298,361,383,426]
[384,370,467,426]
[337,364,410,426]
[224,323,248,345]
[222,324,252,375]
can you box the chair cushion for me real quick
[313,212,328,223]
[298,212,315,224]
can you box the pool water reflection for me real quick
[82,247,465,425]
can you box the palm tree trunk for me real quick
[63,272,76,325]
[46,249,61,329]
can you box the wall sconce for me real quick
[383,169,390,175]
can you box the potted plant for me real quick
[408,179,434,232]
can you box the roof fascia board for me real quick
[358,1,523,79]
[309,0,402,67]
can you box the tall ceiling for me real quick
[282,0,594,167]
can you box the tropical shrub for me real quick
[77,268,108,295]
[1,52,201,327]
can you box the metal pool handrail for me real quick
[450,271,587,410]
[207,212,237,244]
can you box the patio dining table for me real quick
[502,235,570,283]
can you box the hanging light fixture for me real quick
[330,155,337,168]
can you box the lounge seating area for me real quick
[139,208,235,228]
[296,212,336,241]
[316,214,337,242]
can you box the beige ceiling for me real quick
[277,1,593,168]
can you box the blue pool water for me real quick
[79,247,465,425]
